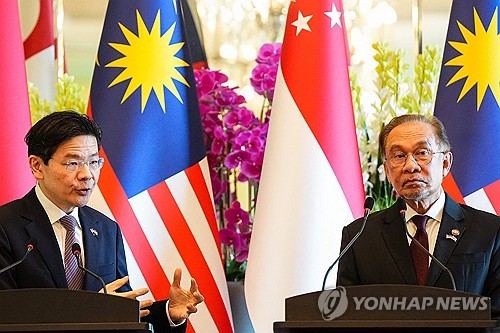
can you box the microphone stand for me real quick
[72,243,108,294]
[321,197,375,290]
[400,206,457,291]
[0,241,36,274]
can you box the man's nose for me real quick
[402,154,421,172]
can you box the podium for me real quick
[0,289,151,332]
[274,285,500,333]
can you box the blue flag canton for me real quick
[90,0,205,198]
[434,2,500,196]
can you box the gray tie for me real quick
[59,215,84,290]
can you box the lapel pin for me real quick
[451,228,460,236]
[446,233,458,242]
[90,228,99,237]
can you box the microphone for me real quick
[321,197,375,290]
[398,199,457,291]
[71,243,108,294]
[0,239,37,274]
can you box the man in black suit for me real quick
[0,111,203,332]
[337,114,500,316]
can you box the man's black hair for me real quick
[25,110,103,164]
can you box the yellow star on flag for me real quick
[106,10,190,113]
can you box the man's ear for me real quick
[442,151,453,178]
[29,155,44,180]
[383,161,391,182]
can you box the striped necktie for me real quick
[59,215,84,290]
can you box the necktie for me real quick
[410,215,430,285]
[59,215,84,290]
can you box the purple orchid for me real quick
[211,126,228,155]
[194,42,281,277]
[250,64,278,97]
[219,201,252,262]
[256,42,282,66]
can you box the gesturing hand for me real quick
[168,268,205,323]
[100,276,153,317]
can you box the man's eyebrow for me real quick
[388,141,432,151]
[63,153,84,159]
[414,140,433,147]
[63,152,99,159]
[387,144,403,152]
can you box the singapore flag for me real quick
[245,0,366,331]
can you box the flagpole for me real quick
[412,0,423,58]
[55,0,65,78]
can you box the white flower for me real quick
[377,164,387,182]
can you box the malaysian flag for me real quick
[245,0,365,331]
[19,0,58,101]
[434,1,500,214]
[87,0,233,331]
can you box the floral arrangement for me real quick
[194,43,281,281]
[353,42,441,210]
[28,73,87,123]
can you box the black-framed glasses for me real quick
[384,149,447,168]
[62,158,105,172]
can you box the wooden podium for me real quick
[274,285,499,333]
[0,289,151,332]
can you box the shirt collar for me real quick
[35,184,81,227]
[405,188,446,223]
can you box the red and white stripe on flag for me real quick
[245,0,365,331]
[463,181,500,214]
[19,0,57,101]
[89,156,233,332]
[443,175,500,215]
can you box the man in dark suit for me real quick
[0,111,203,332]
[337,114,500,316]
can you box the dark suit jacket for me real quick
[0,188,185,332]
[337,194,500,317]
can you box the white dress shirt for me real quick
[405,188,446,264]
[35,184,85,265]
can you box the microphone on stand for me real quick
[321,197,375,290]
[71,243,108,294]
[397,199,456,291]
[0,239,37,274]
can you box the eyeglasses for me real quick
[384,149,447,168]
[62,158,105,172]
